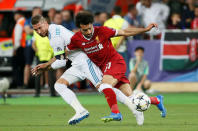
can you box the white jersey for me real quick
[48,24,87,64]
[48,24,102,87]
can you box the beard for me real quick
[39,31,47,37]
[85,34,92,39]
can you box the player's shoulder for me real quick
[49,24,67,33]
[71,31,82,41]
[49,24,73,37]
[94,26,108,34]
[98,26,116,34]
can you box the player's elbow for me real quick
[122,30,130,37]
[51,60,66,69]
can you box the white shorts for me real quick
[60,58,102,87]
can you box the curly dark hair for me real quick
[75,11,94,28]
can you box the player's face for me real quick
[33,21,48,37]
[80,23,93,39]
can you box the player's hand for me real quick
[31,63,48,76]
[145,23,158,31]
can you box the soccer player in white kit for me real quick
[31,15,143,125]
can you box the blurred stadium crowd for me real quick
[0,0,198,96]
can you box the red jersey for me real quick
[67,26,118,68]
[67,26,130,87]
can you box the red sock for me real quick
[102,88,120,113]
[150,97,160,105]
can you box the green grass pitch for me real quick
[0,93,198,131]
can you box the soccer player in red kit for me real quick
[67,11,166,123]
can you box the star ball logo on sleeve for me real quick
[57,47,62,51]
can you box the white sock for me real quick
[112,88,136,114]
[97,83,112,92]
[54,83,86,113]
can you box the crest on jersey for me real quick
[96,36,100,43]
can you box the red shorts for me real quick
[100,54,130,89]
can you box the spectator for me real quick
[181,0,195,28]
[167,0,182,15]
[191,6,198,29]
[93,12,101,26]
[53,12,62,25]
[32,31,56,97]
[128,47,151,93]
[124,4,141,27]
[136,0,169,37]
[61,10,77,32]
[12,10,26,88]
[104,6,130,75]
[23,7,42,88]
[124,4,142,39]
[167,13,183,29]
[98,12,109,26]
[48,8,56,23]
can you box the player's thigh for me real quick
[83,59,102,88]
[119,83,132,97]
[129,72,137,83]
[102,75,118,87]
[59,66,84,86]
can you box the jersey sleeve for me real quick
[66,37,79,51]
[101,26,118,39]
[50,36,65,56]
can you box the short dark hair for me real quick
[113,6,122,14]
[14,10,24,16]
[128,4,135,11]
[135,46,144,52]
[33,6,41,11]
[75,11,94,28]
[31,15,45,25]
[94,12,101,16]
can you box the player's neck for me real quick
[82,26,95,40]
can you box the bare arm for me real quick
[115,36,125,50]
[117,23,158,37]
[31,57,56,76]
